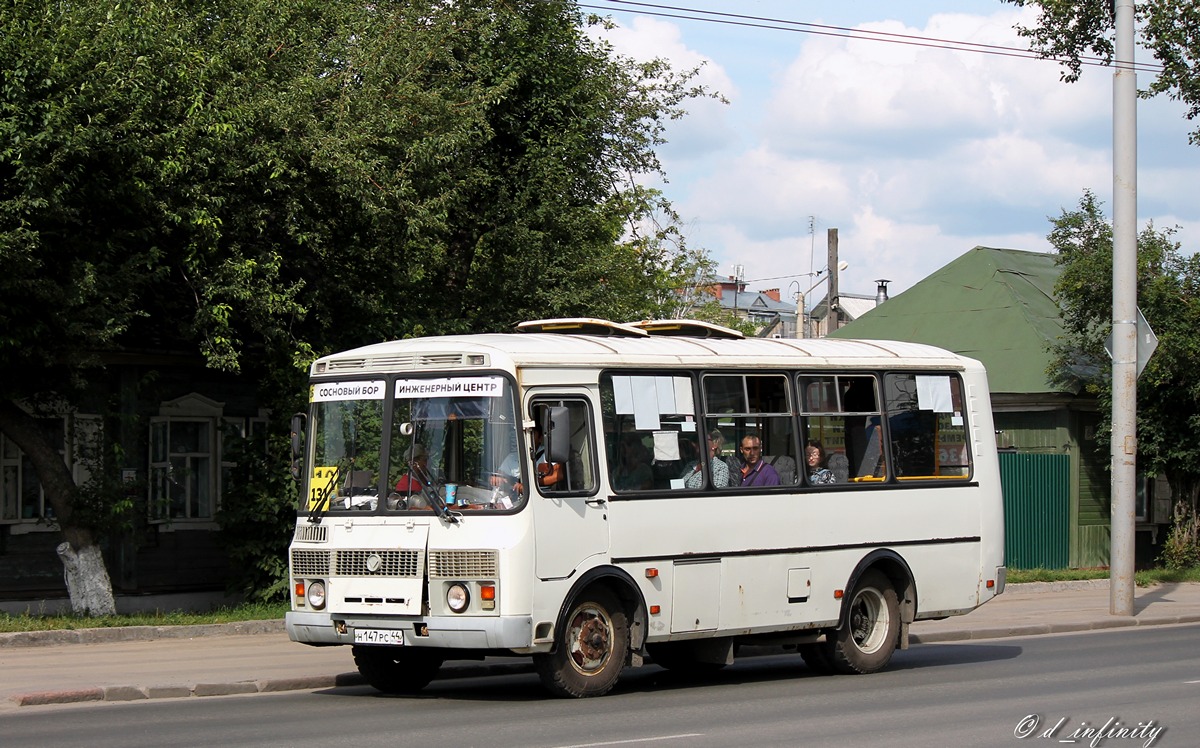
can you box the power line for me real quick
[581,0,1164,75]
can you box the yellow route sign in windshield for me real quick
[308,466,339,510]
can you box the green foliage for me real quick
[1046,190,1200,530]
[688,300,762,336]
[71,433,138,539]
[1,0,718,599]
[1005,0,1200,145]
[215,431,297,602]
[1159,503,1200,571]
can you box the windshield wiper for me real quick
[411,462,460,524]
[306,462,346,524]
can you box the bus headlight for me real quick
[446,583,470,613]
[306,580,327,610]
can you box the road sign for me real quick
[1104,307,1158,378]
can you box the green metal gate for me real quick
[999,452,1070,569]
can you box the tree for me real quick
[0,0,715,612]
[1046,191,1200,558]
[1003,0,1200,145]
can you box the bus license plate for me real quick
[353,628,404,645]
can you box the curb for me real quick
[11,673,364,708]
[7,661,539,709]
[909,612,1200,644]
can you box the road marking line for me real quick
[554,734,705,748]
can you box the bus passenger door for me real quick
[531,395,609,579]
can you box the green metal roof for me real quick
[829,247,1066,394]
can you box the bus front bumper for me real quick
[286,610,534,651]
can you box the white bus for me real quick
[286,318,1006,698]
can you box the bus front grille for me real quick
[293,525,328,543]
[428,550,498,578]
[291,549,330,576]
[334,549,422,577]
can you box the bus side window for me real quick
[883,373,971,480]
[702,373,797,488]
[600,372,702,493]
[800,374,886,484]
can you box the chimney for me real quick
[762,288,781,302]
[875,279,890,306]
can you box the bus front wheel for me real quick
[824,569,900,674]
[352,645,443,694]
[534,587,628,698]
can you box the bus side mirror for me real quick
[542,406,571,465]
[290,412,307,481]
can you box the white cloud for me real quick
[596,16,739,161]
[599,4,1200,297]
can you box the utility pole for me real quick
[827,228,840,333]
[732,264,744,320]
[1110,0,1137,617]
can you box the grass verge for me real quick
[1008,566,1200,586]
[0,600,289,633]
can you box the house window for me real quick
[150,419,215,520]
[1,430,24,520]
[1,413,99,524]
[0,423,62,521]
[148,393,242,522]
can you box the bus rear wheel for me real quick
[352,645,444,694]
[824,570,900,674]
[534,587,628,698]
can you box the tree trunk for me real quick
[0,400,117,616]
[57,541,117,616]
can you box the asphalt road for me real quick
[7,624,1198,748]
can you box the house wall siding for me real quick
[0,364,263,601]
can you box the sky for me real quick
[586,0,1200,306]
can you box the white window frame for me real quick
[1,408,101,534]
[149,394,224,528]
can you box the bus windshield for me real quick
[304,375,522,515]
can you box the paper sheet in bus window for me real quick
[613,376,634,414]
[916,376,953,413]
[655,377,676,413]
[653,431,680,461]
[673,377,695,415]
[631,377,660,430]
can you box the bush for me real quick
[1159,502,1200,571]
[215,431,297,602]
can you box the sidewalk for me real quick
[3,581,1200,711]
